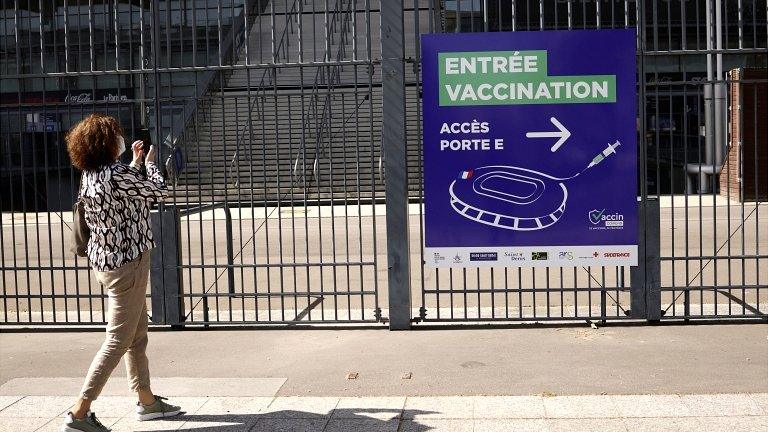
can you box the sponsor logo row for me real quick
[433,250,631,264]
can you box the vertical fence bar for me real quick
[150,207,184,326]
[645,198,662,321]
[381,0,411,330]
[631,198,661,320]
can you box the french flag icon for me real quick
[459,170,473,180]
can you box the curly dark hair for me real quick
[66,113,124,171]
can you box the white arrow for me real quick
[525,117,571,152]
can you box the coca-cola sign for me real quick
[0,88,134,106]
[64,92,93,103]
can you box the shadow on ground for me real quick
[123,409,437,431]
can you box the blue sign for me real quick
[422,29,638,268]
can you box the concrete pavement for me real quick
[0,393,766,431]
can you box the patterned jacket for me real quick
[79,161,166,271]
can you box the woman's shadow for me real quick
[138,408,438,431]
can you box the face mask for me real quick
[116,136,126,157]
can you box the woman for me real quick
[61,114,181,432]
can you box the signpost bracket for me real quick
[381,0,412,330]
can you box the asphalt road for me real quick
[1,324,766,396]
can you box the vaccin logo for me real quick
[588,209,624,229]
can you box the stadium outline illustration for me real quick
[448,140,622,231]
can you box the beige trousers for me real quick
[80,252,151,400]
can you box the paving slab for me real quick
[547,418,628,431]
[332,397,405,420]
[109,416,187,431]
[177,414,259,432]
[752,393,768,415]
[0,396,72,418]
[680,393,766,417]
[323,418,399,432]
[0,397,21,412]
[471,395,545,419]
[623,417,703,432]
[542,395,620,419]
[611,394,692,418]
[400,418,473,432]
[0,417,54,432]
[473,418,550,432]
[250,418,328,432]
[697,416,768,432]
[260,397,339,418]
[402,396,474,419]
[193,396,273,415]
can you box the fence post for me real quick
[644,199,661,321]
[630,198,661,321]
[150,207,185,326]
[380,0,412,330]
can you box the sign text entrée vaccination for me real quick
[439,50,617,106]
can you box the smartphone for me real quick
[137,127,152,153]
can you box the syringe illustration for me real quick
[449,140,623,231]
[587,140,622,169]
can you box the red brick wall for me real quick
[719,68,768,202]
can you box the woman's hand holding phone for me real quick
[131,140,145,166]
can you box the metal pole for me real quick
[714,0,726,169]
[702,0,715,193]
[380,0,411,330]
[138,0,147,125]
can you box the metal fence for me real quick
[0,0,766,328]
[409,0,768,326]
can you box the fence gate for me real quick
[0,1,766,328]
[402,0,767,326]
[1,0,387,326]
